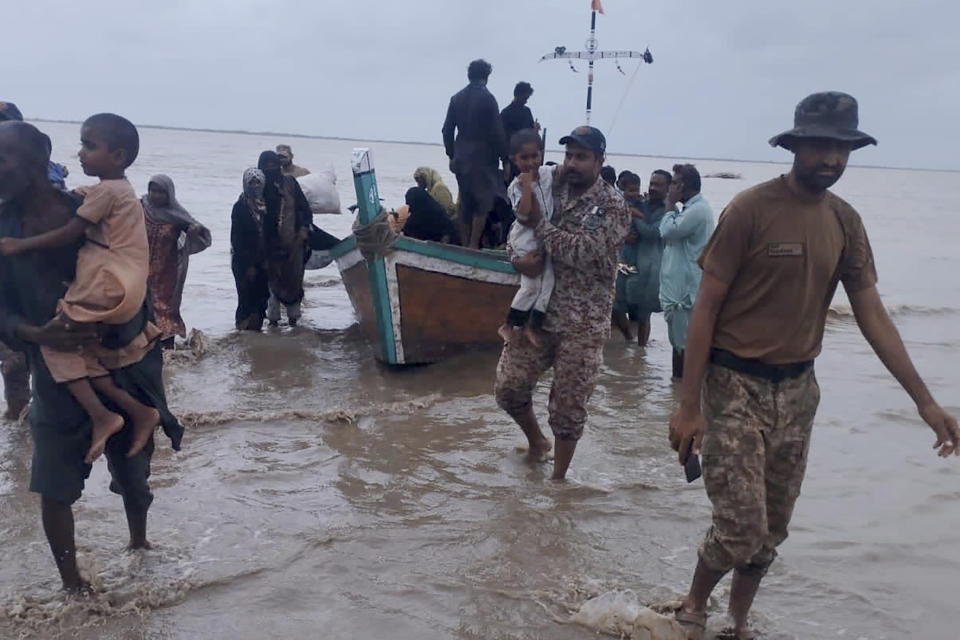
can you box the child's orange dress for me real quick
[41,179,158,382]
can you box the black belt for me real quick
[710,348,812,383]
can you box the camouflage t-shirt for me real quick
[534,176,630,338]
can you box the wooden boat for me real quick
[329,148,519,365]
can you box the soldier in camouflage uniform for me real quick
[495,126,629,480]
[667,92,960,640]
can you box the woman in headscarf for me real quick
[403,187,460,245]
[231,168,270,331]
[413,167,456,221]
[258,150,313,327]
[141,174,212,348]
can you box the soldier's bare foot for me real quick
[522,326,542,348]
[515,438,553,463]
[127,405,160,458]
[84,411,125,464]
[527,437,552,463]
[63,577,93,595]
[497,323,515,343]
[127,539,152,551]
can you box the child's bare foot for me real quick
[85,411,125,464]
[522,326,543,348]
[498,323,520,344]
[126,404,160,458]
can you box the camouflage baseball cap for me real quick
[0,101,23,122]
[769,91,877,150]
[559,125,606,156]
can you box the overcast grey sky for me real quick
[4,0,958,169]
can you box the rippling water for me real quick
[0,121,958,639]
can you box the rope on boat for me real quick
[352,208,397,261]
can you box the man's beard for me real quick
[794,160,844,193]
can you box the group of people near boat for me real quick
[443,65,958,638]
[1,69,959,640]
[230,147,339,331]
[0,107,342,594]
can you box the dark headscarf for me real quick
[0,101,23,122]
[403,187,458,243]
[257,151,284,217]
[258,150,282,184]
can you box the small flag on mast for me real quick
[591,0,605,13]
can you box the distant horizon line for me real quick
[31,118,958,174]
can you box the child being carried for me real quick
[498,129,557,347]
[0,114,161,464]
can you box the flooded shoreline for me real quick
[1,123,958,639]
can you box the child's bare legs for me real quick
[498,323,522,344]
[65,378,125,464]
[89,376,159,459]
[521,325,542,348]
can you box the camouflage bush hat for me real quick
[0,101,23,122]
[769,91,877,150]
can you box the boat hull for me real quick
[333,237,520,365]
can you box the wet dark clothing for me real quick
[231,194,270,330]
[264,173,312,306]
[500,101,536,147]
[0,193,181,506]
[403,187,460,244]
[442,81,509,225]
[615,197,666,318]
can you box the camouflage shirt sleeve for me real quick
[534,193,629,278]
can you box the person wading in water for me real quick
[668,92,959,640]
[0,121,182,592]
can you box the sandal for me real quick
[675,606,707,640]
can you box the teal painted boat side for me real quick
[329,235,356,259]
[391,237,516,274]
[352,148,398,364]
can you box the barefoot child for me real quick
[499,129,556,346]
[0,113,160,464]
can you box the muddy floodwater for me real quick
[1,122,958,639]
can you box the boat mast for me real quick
[586,10,597,124]
[540,1,653,124]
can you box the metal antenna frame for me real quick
[539,8,653,124]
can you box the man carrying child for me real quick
[0,119,181,592]
[494,126,629,480]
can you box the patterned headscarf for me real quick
[243,167,265,200]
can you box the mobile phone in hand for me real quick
[683,451,702,483]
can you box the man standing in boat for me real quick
[442,59,510,249]
[500,81,539,183]
[668,92,960,639]
[495,126,629,480]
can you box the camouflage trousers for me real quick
[494,330,605,441]
[698,363,819,573]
